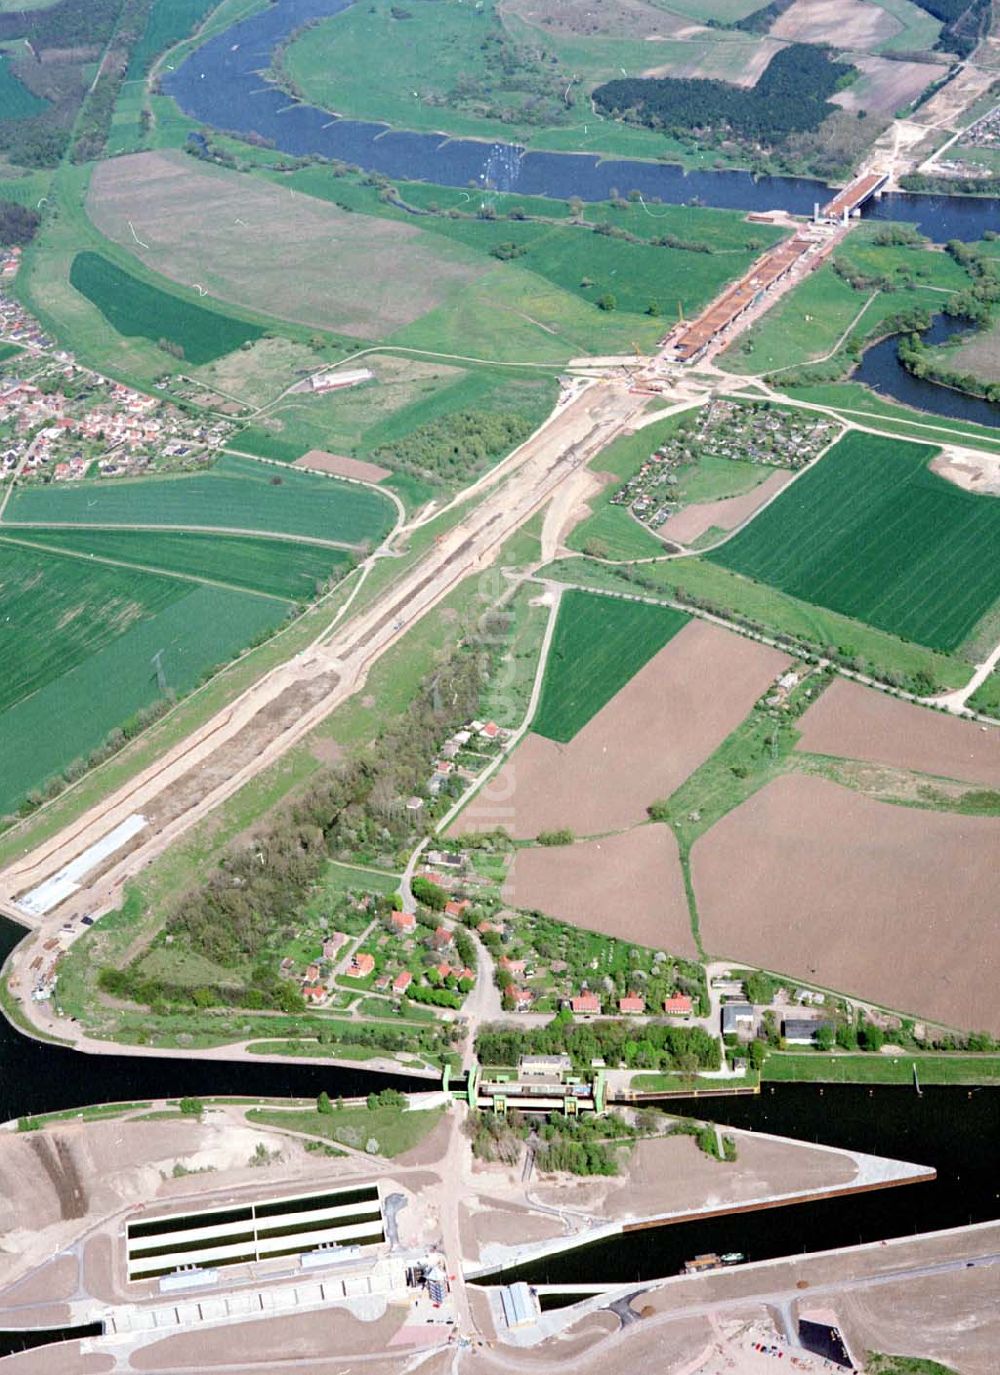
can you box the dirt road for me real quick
[0,382,645,1013]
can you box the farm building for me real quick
[722,1002,756,1037]
[391,911,416,933]
[782,1018,834,1045]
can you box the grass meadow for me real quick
[533,588,689,742]
[69,251,264,367]
[0,54,49,119]
[708,431,1000,653]
[5,453,396,546]
[0,544,286,815]
[5,528,355,601]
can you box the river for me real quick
[853,311,999,428]
[163,0,1000,239]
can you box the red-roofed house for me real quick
[459,966,475,982]
[305,963,321,983]
[303,984,326,1004]
[346,952,375,978]
[663,993,693,1016]
[509,987,533,1010]
[373,973,392,992]
[444,899,470,919]
[322,934,347,959]
[392,970,413,995]
[619,994,646,1015]
[391,910,416,933]
[478,919,503,935]
[571,993,601,1016]
[480,721,500,740]
[431,925,454,950]
[500,956,526,975]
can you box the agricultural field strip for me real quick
[0,520,361,552]
[708,431,1000,654]
[531,588,690,742]
[0,531,302,604]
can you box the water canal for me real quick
[1,917,998,1288]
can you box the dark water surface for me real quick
[0,917,428,1122]
[163,0,1000,238]
[493,1084,1000,1285]
[853,312,1000,428]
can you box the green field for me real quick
[0,54,49,119]
[247,1103,443,1157]
[708,432,1000,653]
[0,544,286,814]
[415,212,784,322]
[540,556,968,691]
[532,588,690,742]
[69,252,264,367]
[2,529,354,601]
[5,454,395,546]
[720,257,964,378]
[127,0,219,77]
[762,1053,1000,1085]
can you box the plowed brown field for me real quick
[659,469,792,546]
[451,620,788,839]
[502,824,695,954]
[796,678,1000,789]
[692,773,1000,1032]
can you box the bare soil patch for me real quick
[643,37,783,86]
[833,1265,1000,1375]
[531,1131,857,1220]
[503,824,695,954]
[131,1307,407,1369]
[796,677,1000,787]
[294,451,392,483]
[87,152,484,340]
[0,1255,78,1309]
[0,1350,112,1375]
[453,621,788,838]
[831,55,942,116]
[460,1198,563,1260]
[692,773,1000,1031]
[771,0,898,49]
[659,469,793,545]
[502,0,688,42]
[931,444,1000,493]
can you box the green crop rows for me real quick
[9,528,354,601]
[533,588,689,743]
[708,432,1000,653]
[0,544,286,814]
[6,454,395,546]
[69,252,264,366]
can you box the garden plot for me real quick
[795,677,1000,789]
[692,772,1000,1033]
[87,151,487,340]
[502,825,695,955]
[452,620,789,839]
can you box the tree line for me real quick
[476,1013,720,1073]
